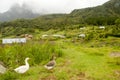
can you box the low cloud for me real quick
[0,0,109,13]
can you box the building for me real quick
[2,38,26,44]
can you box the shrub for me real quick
[0,71,19,80]
[0,41,63,68]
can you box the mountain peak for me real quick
[10,3,32,13]
[0,3,40,22]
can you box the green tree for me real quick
[115,18,120,26]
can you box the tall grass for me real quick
[0,41,63,69]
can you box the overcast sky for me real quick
[0,0,109,13]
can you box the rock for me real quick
[0,64,6,74]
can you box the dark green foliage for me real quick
[106,25,120,37]
[0,71,19,80]
[115,18,120,25]
[70,0,120,25]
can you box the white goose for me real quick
[44,56,56,70]
[14,57,30,74]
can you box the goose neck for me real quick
[25,59,29,67]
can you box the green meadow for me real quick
[0,0,120,79]
[0,26,120,80]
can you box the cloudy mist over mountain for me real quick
[0,0,110,21]
[0,0,109,14]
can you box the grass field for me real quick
[0,26,120,80]
[0,39,120,80]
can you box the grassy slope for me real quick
[0,27,120,80]
[17,41,120,80]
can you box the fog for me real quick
[0,0,109,14]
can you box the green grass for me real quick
[1,41,119,80]
[0,41,63,69]
[58,43,120,80]
[0,37,120,80]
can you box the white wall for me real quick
[2,38,26,44]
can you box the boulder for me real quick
[0,64,6,74]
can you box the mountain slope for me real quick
[0,0,120,37]
[71,0,120,16]
[70,0,120,24]
[0,4,40,22]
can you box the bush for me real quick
[0,39,2,44]
[0,42,63,68]
[0,71,19,80]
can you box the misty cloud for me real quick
[0,0,109,13]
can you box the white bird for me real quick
[14,57,30,74]
[44,56,56,70]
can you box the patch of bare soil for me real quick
[40,74,56,80]
[114,70,120,79]
[58,60,71,67]
[110,52,120,57]
[77,72,86,80]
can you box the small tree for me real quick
[115,18,120,26]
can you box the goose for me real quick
[14,57,30,73]
[44,56,56,70]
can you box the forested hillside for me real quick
[70,0,120,25]
[0,0,120,37]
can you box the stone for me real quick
[0,64,6,74]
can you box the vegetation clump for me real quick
[0,42,63,68]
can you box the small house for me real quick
[78,34,86,38]
[42,34,49,39]
[80,27,85,30]
[20,34,33,40]
[99,26,105,29]
[2,38,26,44]
[52,34,65,38]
